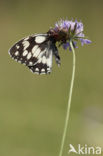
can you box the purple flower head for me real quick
[51,19,92,50]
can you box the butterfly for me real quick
[8,33,61,75]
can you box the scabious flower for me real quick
[49,19,91,51]
[53,20,92,156]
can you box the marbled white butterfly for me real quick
[8,32,61,75]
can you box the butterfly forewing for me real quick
[9,35,47,65]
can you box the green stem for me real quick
[59,41,76,156]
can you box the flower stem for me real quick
[59,41,76,156]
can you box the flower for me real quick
[53,19,92,50]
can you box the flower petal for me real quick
[73,41,78,49]
[62,41,78,51]
[62,42,70,50]
[80,38,92,46]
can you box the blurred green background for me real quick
[0,0,103,156]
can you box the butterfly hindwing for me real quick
[28,48,52,74]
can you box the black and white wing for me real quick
[8,34,60,74]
